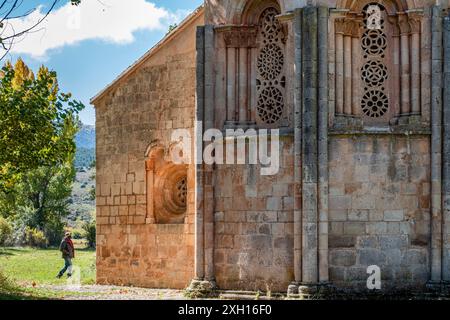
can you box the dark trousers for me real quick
[58,257,72,276]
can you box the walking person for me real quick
[57,232,75,278]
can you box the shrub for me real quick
[71,229,83,240]
[0,217,13,246]
[82,220,96,248]
[44,219,65,247]
[24,227,48,248]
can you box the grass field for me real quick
[0,246,96,299]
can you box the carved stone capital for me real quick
[336,16,363,37]
[397,13,411,34]
[407,12,423,34]
[351,19,364,37]
[335,18,346,34]
[216,26,258,48]
[387,15,401,36]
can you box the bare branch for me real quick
[0,0,83,61]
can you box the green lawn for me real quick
[0,247,96,285]
[0,246,96,299]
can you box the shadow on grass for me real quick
[0,246,95,255]
[0,292,54,300]
[0,248,32,257]
[76,247,96,253]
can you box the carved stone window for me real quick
[332,1,426,126]
[146,146,187,224]
[256,7,286,125]
[360,4,389,119]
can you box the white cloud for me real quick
[4,0,187,59]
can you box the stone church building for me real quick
[92,0,450,294]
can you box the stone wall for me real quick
[92,0,450,294]
[328,135,431,290]
[94,12,204,289]
[213,138,295,292]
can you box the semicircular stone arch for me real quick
[225,0,286,25]
[336,0,423,12]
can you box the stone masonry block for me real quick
[384,210,404,222]
[330,249,357,267]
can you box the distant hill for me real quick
[76,124,95,149]
[69,124,96,227]
[75,124,95,169]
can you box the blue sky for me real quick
[4,0,203,125]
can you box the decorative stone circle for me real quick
[361,89,389,118]
[361,29,387,57]
[361,60,388,87]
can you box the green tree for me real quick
[1,116,79,245]
[0,59,84,191]
[82,219,96,248]
[0,59,82,246]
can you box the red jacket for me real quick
[60,237,75,259]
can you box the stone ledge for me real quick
[329,125,431,136]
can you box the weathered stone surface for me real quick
[93,1,450,293]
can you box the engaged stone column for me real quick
[430,5,443,284]
[422,8,432,123]
[226,47,236,122]
[292,8,303,289]
[317,6,329,284]
[301,6,319,285]
[410,16,421,115]
[189,25,216,293]
[335,19,344,116]
[351,20,362,117]
[238,47,248,122]
[399,14,411,115]
[343,22,352,115]
[204,25,215,283]
[442,12,450,282]
[391,26,401,118]
[194,26,206,282]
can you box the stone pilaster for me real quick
[443,12,450,282]
[189,25,217,295]
[301,5,319,286]
[317,6,329,284]
[203,25,216,283]
[289,8,303,296]
[430,5,443,284]
[194,26,205,282]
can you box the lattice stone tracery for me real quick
[175,176,187,207]
[361,29,387,58]
[361,89,389,118]
[256,7,285,125]
[360,4,389,119]
[257,43,284,80]
[361,60,388,87]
